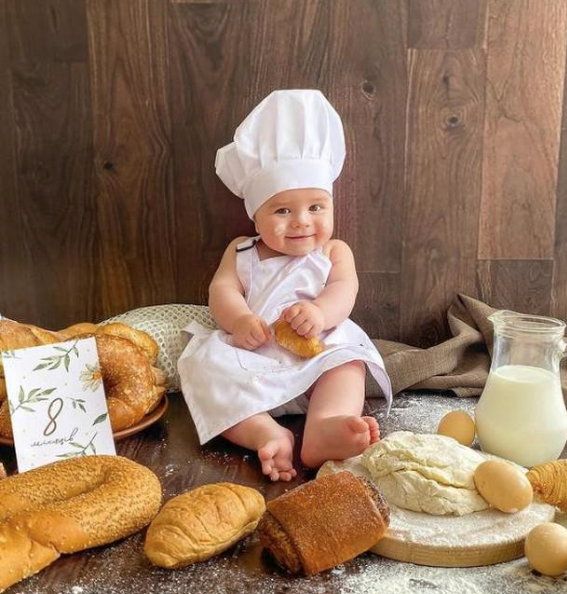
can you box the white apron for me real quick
[178,237,392,444]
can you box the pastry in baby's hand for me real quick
[274,319,323,358]
[258,471,389,576]
[144,483,265,568]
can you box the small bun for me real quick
[274,320,323,358]
[99,322,159,365]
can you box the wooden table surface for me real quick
[1,392,566,594]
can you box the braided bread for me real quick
[0,455,162,592]
[526,460,567,512]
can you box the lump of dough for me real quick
[362,431,489,516]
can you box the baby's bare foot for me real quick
[258,428,297,482]
[300,415,380,468]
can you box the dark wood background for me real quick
[1,0,566,347]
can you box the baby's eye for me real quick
[309,204,323,212]
[275,207,291,215]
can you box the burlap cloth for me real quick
[373,293,567,399]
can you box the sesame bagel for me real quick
[0,455,162,592]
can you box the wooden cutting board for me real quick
[319,457,555,568]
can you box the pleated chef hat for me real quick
[215,89,346,219]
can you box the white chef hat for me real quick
[215,89,346,219]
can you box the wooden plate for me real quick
[0,395,169,446]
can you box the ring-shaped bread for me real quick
[0,455,162,592]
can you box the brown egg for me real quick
[473,460,533,513]
[437,410,476,446]
[525,523,567,576]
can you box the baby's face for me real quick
[254,188,334,256]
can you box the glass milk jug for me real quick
[475,311,567,468]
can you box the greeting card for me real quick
[2,337,116,472]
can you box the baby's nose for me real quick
[293,213,310,227]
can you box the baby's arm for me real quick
[209,237,271,349]
[282,240,358,337]
[314,239,359,328]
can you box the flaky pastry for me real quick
[526,460,567,512]
[145,483,265,568]
[274,319,324,358]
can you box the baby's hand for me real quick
[232,314,271,350]
[281,301,325,338]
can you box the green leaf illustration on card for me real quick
[34,340,80,372]
[10,386,57,415]
[66,397,87,412]
[55,432,98,459]
[93,413,108,426]
[1,350,20,360]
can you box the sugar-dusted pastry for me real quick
[274,319,323,358]
[145,483,265,568]
[526,460,567,512]
[258,471,389,576]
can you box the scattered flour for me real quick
[8,393,567,594]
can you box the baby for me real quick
[178,90,392,481]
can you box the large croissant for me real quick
[526,460,567,512]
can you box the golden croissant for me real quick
[274,319,323,358]
[526,460,567,512]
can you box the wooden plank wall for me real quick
[0,0,566,348]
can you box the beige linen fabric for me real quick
[373,294,567,400]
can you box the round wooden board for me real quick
[0,395,168,446]
[319,456,556,568]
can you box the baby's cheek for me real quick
[273,224,286,236]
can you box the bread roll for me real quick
[0,320,167,437]
[258,471,389,575]
[274,319,324,358]
[145,482,265,568]
[0,455,162,592]
[98,322,159,365]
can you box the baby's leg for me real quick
[222,413,297,482]
[300,361,380,468]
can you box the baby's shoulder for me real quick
[226,236,253,252]
[322,239,354,260]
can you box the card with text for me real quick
[2,337,116,472]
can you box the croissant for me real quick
[258,471,389,576]
[274,319,324,358]
[145,483,265,568]
[526,460,567,512]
